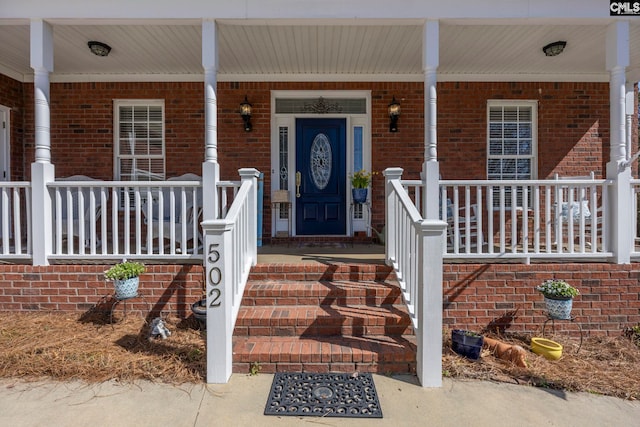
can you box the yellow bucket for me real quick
[531,337,563,360]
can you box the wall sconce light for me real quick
[542,41,566,57]
[240,96,252,132]
[388,96,401,132]
[87,41,112,57]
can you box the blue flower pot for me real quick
[544,296,573,320]
[114,277,139,300]
[352,188,368,204]
[451,329,484,360]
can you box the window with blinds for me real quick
[487,101,537,208]
[114,100,166,208]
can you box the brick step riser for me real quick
[232,361,416,375]
[234,324,413,337]
[248,263,395,283]
[241,295,405,306]
[232,336,417,375]
[248,272,395,282]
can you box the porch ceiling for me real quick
[1,20,639,83]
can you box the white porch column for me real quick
[422,20,440,221]
[202,19,220,220]
[30,19,54,266]
[605,21,632,264]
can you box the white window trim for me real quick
[113,99,166,181]
[486,99,538,180]
[486,100,538,210]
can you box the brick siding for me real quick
[0,264,204,318]
[0,74,25,180]
[443,263,640,336]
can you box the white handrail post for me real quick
[416,219,447,387]
[384,168,403,265]
[202,218,234,383]
[239,168,260,266]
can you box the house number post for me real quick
[203,219,233,384]
[207,243,222,308]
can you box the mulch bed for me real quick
[0,311,206,383]
[0,312,638,400]
[443,328,640,401]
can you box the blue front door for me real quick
[295,118,346,235]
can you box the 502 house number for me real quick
[207,243,222,308]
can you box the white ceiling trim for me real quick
[0,64,25,82]
[30,72,612,84]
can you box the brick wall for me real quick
[443,263,640,336]
[0,74,25,180]
[437,82,610,180]
[0,264,204,318]
[22,82,206,180]
[0,262,637,336]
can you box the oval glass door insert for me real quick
[310,133,332,190]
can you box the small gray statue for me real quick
[149,317,172,340]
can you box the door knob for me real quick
[295,171,301,198]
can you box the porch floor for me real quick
[256,242,385,265]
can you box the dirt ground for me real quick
[0,311,638,400]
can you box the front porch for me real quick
[2,174,639,264]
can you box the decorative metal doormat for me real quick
[264,372,383,418]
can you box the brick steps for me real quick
[233,262,416,375]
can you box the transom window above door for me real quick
[275,97,367,114]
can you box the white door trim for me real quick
[0,105,10,182]
[270,90,371,237]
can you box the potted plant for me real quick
[350,169,374,204]
[536,279,579,320]
[451,329,484,360]
[104,259,145,300]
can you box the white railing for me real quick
[49,180,205,260]
[204,168,259,383]
[0,182,31,259]
[403,178,612,261]
[385,168,446,388]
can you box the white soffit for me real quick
[1,20,639,82]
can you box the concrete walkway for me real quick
[1,374,638,427]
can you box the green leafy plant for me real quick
[249,361,261,376]
[536,279,579,298]
[104,260,145,281]
[350,169,375,189]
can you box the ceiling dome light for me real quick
[88,41,112,57]
[542,41,566,57]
